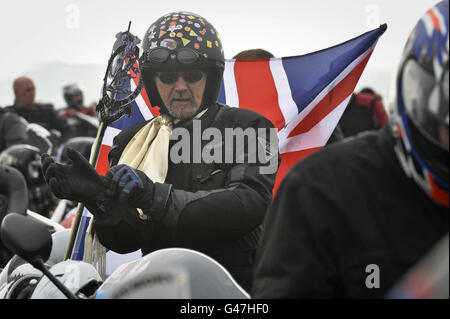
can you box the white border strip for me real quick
[423,10,435,36]
[131,79,154,121]
[431,7,447,35]
[223,60,239,108]
[270,57,299,126]
[102,126,122,147]
[279,94,351,153]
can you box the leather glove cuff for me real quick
[140,182,172,222]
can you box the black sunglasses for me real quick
[144,47,205,65]
[156,70,205,84]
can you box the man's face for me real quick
[155,70,206,120]
[69,93,83,108]
[15,78,36,106]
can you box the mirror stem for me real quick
[33,258,78,299]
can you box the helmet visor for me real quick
[401,58,449,151]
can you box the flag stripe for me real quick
[234,59,285,129]
[102,126,121,147]
[432,7,447,34]
[269,58,299,129]
[427,8,441,30]
[273,147,322,192]
[288,48,373,136]
[70,207,92,260]
[96,144,112,176]
[131,75,160,118]
[130,79,154,121]
[280,95,351,154]
[223,60,239,108]
[108,103,146,130]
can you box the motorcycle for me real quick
[0,213,250,299]
[0,144,249,300]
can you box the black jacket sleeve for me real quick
[165,161,275,242]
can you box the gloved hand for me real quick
[106,164,172,221]
[106,164,153,205]
[41,148,112,205]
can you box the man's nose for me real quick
[174,76,188,91]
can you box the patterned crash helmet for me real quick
[390,0,449,206]
[139,12,225,117]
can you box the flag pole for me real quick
[63,121,106,260]
[62,22,142,262]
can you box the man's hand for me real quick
[105,164,172,222]
[41,148,111,204]
[106,164,154,205]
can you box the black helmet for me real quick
[0,145,43,186]
[0,145,56,217]
[63,83,84,109]
[140,11,224,118]
[389,0,449,206]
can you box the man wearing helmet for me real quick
[42,12,279,292]
[60,83,95,118]
[58,84,98,138]
[252,1,449,298]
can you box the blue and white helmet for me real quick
[390,0,449,207]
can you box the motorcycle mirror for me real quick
[26,123,54,155]
[1,213,52,264]
[0,213,78,299]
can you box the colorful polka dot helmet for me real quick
[140,12,225,117]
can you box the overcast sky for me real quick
[0,0,440,107]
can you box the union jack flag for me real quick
[71,25,386,274]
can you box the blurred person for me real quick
[338,87,389,138]
[232,48,275,60]
[5,76,74,144]
[60,83,96,118]
[252,0,449,298]
[58,84,98,138]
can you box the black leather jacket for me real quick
[252,127,449,298]
[93,103,279,291]
[5,103,73,143]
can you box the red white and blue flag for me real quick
[70,26,386,272]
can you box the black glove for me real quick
[106,164,172,221]
[41,148,112,206]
